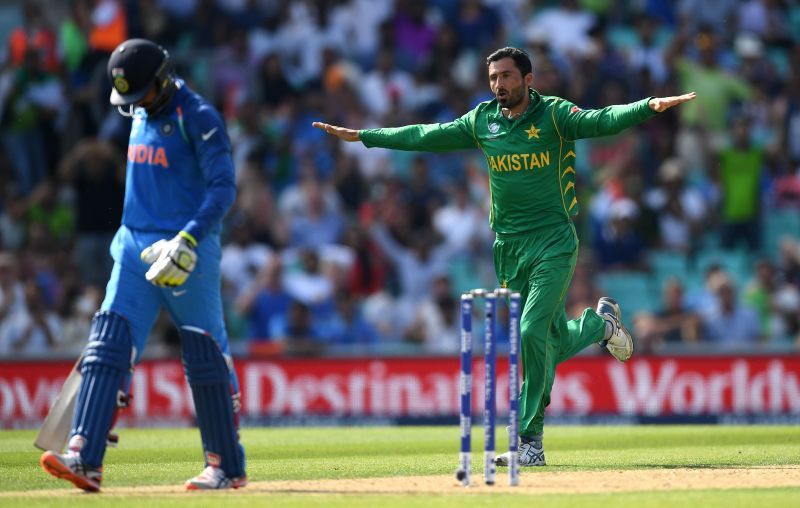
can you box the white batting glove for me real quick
[140,239,169,264]
[140,232,198,287]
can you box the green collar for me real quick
[491,89,543,121]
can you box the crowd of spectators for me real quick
[1,0,800,359]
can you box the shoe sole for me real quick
[494,453,546,467]
[185,476,248,490]
[495,459,546,467]
[40,452,101,492]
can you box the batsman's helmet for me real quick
[107,39,172,106]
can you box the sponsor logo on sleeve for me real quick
[201,127,218,142]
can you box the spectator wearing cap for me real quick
[644,158,706,253]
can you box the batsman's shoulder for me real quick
[182,93,224,127]
[181,94,229,146]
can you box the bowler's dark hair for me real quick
[486,47,532,77]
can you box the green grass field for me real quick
[1,425,799,507]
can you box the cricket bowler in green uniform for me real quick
[314,47,696,466]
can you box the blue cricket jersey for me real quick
[122,79,236,243]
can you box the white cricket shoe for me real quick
[185,466,248,490]
[40,450,103,492]
[597,297,634,362]
[494,440,546,467]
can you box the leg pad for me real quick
[70,311,133,468]
[180,326,245,479]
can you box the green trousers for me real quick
[493,222,606,437]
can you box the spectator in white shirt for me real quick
[433,182,485,251]
[359,49,416,119]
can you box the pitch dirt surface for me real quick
[3,466,799,498]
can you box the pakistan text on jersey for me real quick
[487,151,551,172]
[127,144,170,168]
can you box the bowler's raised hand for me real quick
[312,122,361,142]
[648,92,697,113]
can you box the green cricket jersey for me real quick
[360,90,656,234]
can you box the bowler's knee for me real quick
[520,317,549,343]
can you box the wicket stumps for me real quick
[456,288,521,487]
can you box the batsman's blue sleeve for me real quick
[180,104,236,244]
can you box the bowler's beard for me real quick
[497,84,526,109]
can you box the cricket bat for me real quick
[34,358,81,452]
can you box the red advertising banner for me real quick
[2,356,800,427]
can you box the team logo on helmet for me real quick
[114,77,130,93]
[111,67,129,93]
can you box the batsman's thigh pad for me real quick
[71,311,133,467]
[180,326,245,478]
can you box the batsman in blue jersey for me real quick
[40,39,246,491]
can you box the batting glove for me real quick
[140,231,198,287]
